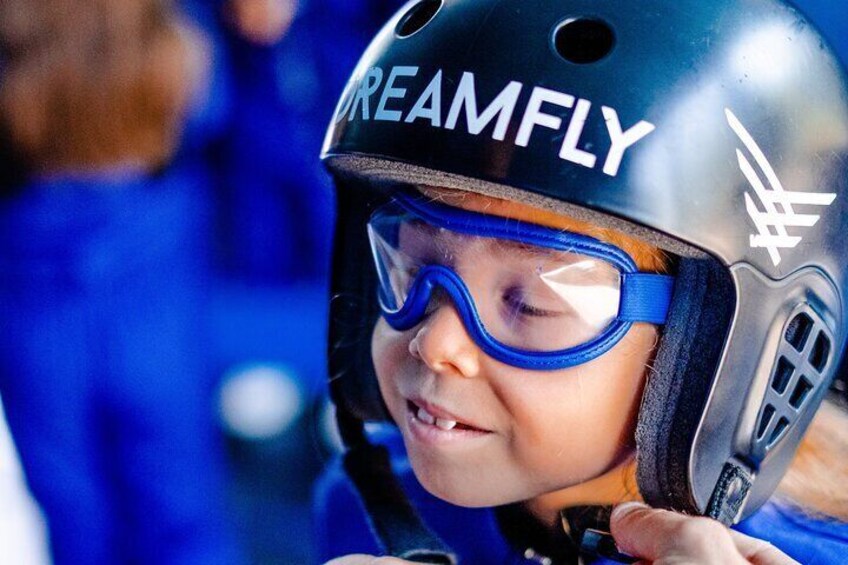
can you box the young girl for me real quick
[315,0,848,562]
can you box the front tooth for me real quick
[417,407,436,425]
[435,418,457,430]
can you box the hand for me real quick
[324,556,419,565]
[610,502,799,564]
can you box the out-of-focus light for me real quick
[0,398,51,564]
[219,363,303,440]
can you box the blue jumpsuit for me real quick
[314,428,848,564]
[0,164,241,564]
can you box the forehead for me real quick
[399,220,572,263]
[416,186,668,273]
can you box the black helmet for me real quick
[322,0,848,559]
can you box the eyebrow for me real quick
[406,219,587,262]
[488,237,566,258]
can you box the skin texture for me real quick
[371,314,655,509]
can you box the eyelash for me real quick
[502,288,555,318]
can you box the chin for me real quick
[407,455,529,508]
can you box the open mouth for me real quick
[407,400,488,433]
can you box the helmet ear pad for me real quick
[636,256,736,512]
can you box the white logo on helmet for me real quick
[335,66,655,177]
[726,108,836,267]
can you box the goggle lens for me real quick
[368,201,623,353]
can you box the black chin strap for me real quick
[337,410,457,564]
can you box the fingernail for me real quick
[611,501,647,520]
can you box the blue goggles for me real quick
[367,193,675,370]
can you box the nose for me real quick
[408,300,482,378]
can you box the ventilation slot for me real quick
[757,404,775,439]
[784,313,813,351]
[396,0,442,38]
[771,357,794,394]
[808,332,830,372]
[768,416,790,447]
[754,309,833,461]
[554,18,616,64]
[789,376,813,409]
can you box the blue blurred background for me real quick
[0,1,399,563]
[0,0,843,564]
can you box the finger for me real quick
[610,502,743,562]
[324,555,416,565]
[323,556,378,565]
[727,530,800,565]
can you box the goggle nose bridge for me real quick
[379,264,482,333]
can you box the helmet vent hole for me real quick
[789,376,813,409]
[553,18,615,64]
[808,332,830,372]
[784,312,812,352]
[396,0,442,38]
[756,404,775,439]
[770,357,794,395]
[767,416,790,447]
[754,308,829,460]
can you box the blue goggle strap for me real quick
[620,273,675,325]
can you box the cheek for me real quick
[497,327,655,477]
[372,319,413,369]
[371,320,411,417]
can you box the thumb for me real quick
[609,502,739,562]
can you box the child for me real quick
[316,0,848,563]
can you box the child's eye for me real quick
[501,287,561,318]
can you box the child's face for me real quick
[371,189,659,508]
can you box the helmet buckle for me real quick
[706,460,754,526]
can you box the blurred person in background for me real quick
[0,0,244,563]
[158,2,403,562]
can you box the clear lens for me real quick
[367,202,622,352]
